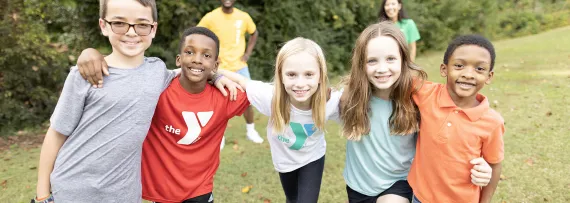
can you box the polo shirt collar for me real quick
[439,85,490,121]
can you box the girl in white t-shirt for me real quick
[218,37,341,203]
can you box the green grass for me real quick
[2,26,570,202]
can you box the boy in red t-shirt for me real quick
[141,27,250,203]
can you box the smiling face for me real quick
[99,0,156,58]
[176,34,219,84]
[441,45,494,102]
[383,0,401,21]
[280,52,321,109]
[220,0,235,8]
[366,35,402,99]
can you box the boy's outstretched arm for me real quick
[77,48,109,88]
[35,127,67,201]
[479,162,502,203]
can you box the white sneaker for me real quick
[220,136,225,151]
[246,130,264,143]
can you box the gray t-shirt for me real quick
[49,57,175,202]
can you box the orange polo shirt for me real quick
[409,80,505,203]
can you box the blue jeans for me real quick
[235,66,251,79]
[412,195,421,203]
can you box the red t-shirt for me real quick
[141,77,250,202]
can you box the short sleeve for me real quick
[327,90,343,123]
[411,78,439,107]
[197,13,212,29]
[225,88,251,119]
[481,123,505,164]
[245,13,256,35]
[406,19,421,43]
[246,80,273,116]
[161,69,177,91]
[49,67,90,136]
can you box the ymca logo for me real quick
[280,122,316,150]
[164,111,213,145]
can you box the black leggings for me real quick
[278,155,325,203]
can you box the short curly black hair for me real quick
[178,27,220,59]
[443,34,496,71]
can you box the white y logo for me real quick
[177,111,213,145]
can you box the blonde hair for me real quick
[339,21,427,140]
[271,37,329,134]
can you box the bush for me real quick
[0,0,72,135]
[2,0,569,134]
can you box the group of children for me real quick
[33,0,504,203]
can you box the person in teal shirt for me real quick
[378,0,421,61]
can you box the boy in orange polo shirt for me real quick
[409,35,504,203]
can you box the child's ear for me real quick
[175,54,181,67]
[485,71,494,85]
[149,22,158,39]
[99,18,109,36]
[440,64,448,77]
[213,59,219,72]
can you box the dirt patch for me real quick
[0,131,45,152]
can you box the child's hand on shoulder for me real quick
[470,157,492,186]
[77,48,108,88]
[214,76,244,101]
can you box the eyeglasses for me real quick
[103,19,155,36]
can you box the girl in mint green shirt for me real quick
[378,0,421,61]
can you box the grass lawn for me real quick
[1,26,570,203]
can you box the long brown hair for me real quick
[270,37,329,134]
[339,21,426,140]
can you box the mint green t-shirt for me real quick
[396,19,420,44]
[343,97,417,196]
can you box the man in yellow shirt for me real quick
[198,0,263,144]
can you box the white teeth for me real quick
[190,68,203,73]
[374,75,390,82]
[457,82,475,89]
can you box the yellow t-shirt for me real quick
[198,7,257,72]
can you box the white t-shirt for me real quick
[246,80,342,172]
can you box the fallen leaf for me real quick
[241,185,253,193]
[232,144,239,151]
[26,185,30,189]
[241,172,248,177]
[1,180,6,189]
[546,111,552,117]
[500,174,506,180]
[525,158,534,166]
[231,140,238,145]
[264,199,272,203]
[3,158,10,161]
[29,166,37,170]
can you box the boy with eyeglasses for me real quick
[33,0,178,202]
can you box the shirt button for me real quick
[447,122,452,127]
[454,110,459,114]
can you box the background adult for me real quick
[198,0,263,144]
[378,0,420,62]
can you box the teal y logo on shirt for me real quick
[288,122,315,150]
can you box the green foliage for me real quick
[0,0,73,134]
[1,0,569,134]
